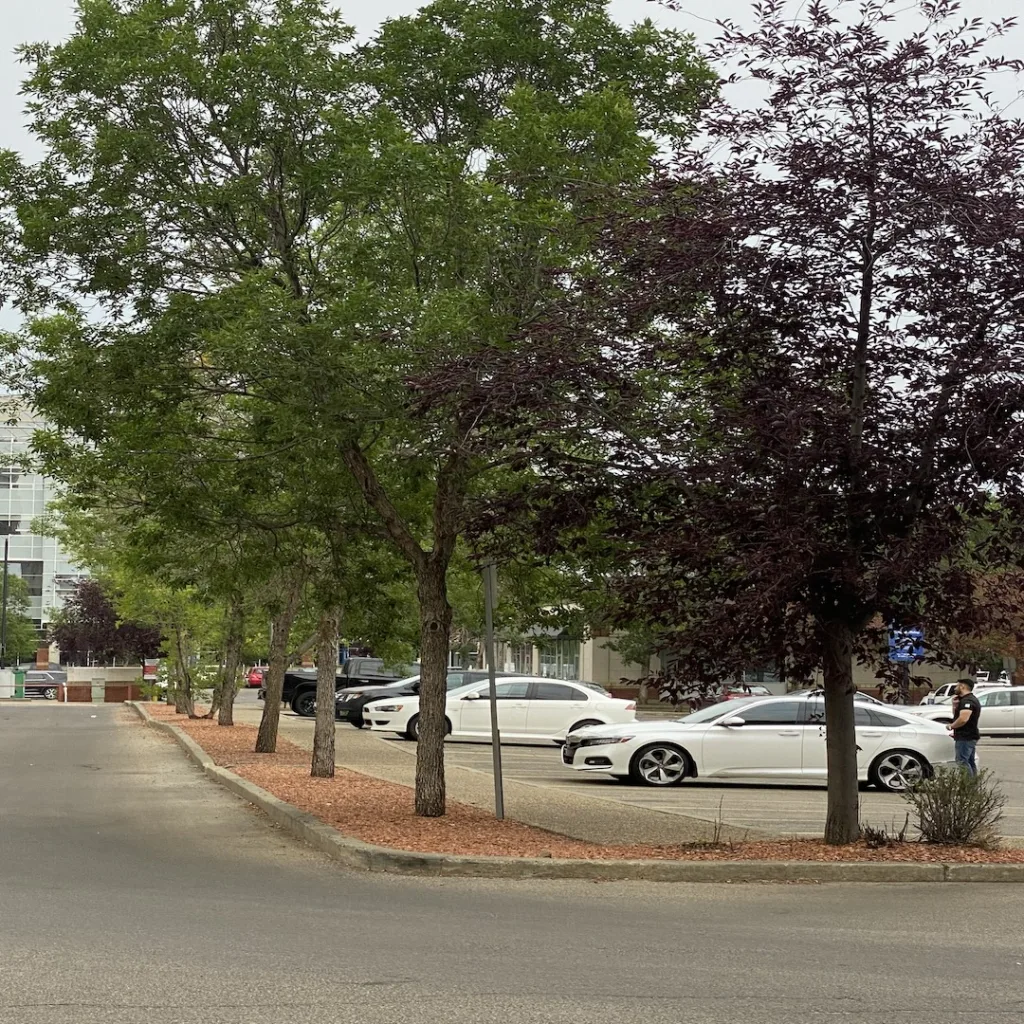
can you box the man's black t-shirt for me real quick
[953,693,981,741]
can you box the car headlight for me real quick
[573,735,634,748]
[372,705,404,713]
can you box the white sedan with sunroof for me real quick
[561,694,955,792]
[364,677,637,743]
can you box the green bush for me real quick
[903,767,1006,847]
[139,680,165,702]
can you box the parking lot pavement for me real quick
[435,737,1024,842]
[228,700,1024,843]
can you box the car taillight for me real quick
[625,702,636,711]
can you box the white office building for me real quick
[0,406,87,631]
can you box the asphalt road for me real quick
[3,704,1023,1024]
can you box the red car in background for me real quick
[245,667,266,688]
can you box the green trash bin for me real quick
[13,669,25,699]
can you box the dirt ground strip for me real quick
[146,704,1024,864]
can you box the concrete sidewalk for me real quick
[230,705,760,845]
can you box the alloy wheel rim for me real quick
[638,747,686,784]
[876,753,923,791]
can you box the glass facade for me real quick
[0,408,88,630]
[508,642,533,674]
[538,639,581,680]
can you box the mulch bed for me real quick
[145,703,1024,863]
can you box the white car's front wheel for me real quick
[630,743,691,787]
[405,714,452,742]
[869,749,930,792]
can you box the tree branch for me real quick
[340,443,426,574]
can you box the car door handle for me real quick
[860,730,882,737]
[778,730,801,736]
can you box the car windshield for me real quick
[576,680,611,696]
[677,701,755,724]
[855,692,885,705]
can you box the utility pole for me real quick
[0,537,9,670]
[482,560,505,820]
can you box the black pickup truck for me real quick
[259,657,420,718]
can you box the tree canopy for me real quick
[1,0,714,815]
[49,578,162,665]
[446,0,1024,842]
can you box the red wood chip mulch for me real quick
[145,704,1024,863]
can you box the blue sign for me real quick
[888,628,925,664]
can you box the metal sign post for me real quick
[482,561,505,820]
[0,536,9,671]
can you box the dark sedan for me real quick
[335,670,514,727]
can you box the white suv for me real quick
[921,680,1009,705]
[913,686,1024,736]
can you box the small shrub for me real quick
[139,680,165,702]
[903,767,1006,847]
[861,814,909,848]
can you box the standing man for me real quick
[948,678,982,775]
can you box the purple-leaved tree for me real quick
[421,0,1024,843]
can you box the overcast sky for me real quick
[1,0,1021,327]
[5,1,1020,155]
[1,0,715,158]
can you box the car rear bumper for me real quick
[335,705,364,725]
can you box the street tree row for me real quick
[3,0,1024,844]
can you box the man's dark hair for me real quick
[957,678,975,690]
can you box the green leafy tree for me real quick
[2,576,42,666]
[2,0,712,815]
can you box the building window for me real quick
[0,468,19,488]
[508,643,533,674]
[0,520,20,535]
[15,561,44,598]
[539,639,580,680]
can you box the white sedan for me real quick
[562,694,954,792]
[364,677,637,743]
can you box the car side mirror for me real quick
[462,691,481,701]
[720,717,745,727]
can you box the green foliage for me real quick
[2,0,713,803]
[3,575,41,665]
[904,768,1007,848]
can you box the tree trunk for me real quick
[170,670,186,714]
[414,563,452,817]
[821,619,861,845]
[172,628,195,716]
[255,578,304,754]
[204,686,222,720]
[217,599,245,727]
[311,606,340,778]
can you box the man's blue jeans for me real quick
[955,739,978,775]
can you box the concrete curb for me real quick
[126,702,1024,884]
